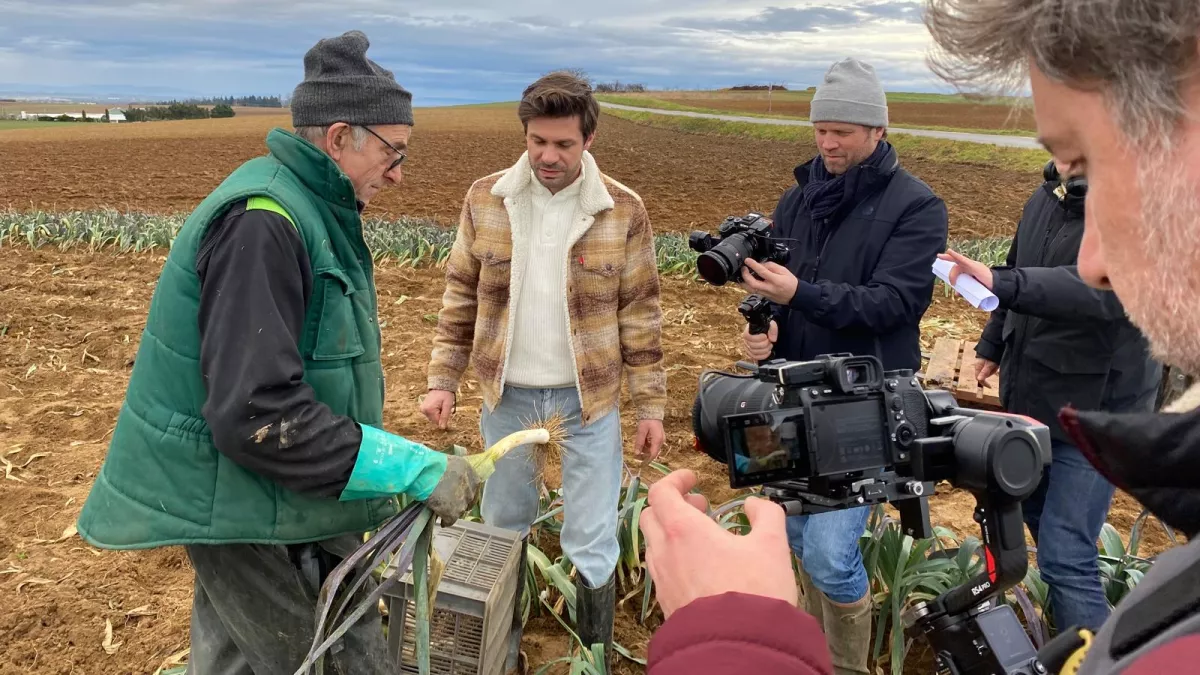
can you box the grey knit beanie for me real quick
[291,30,414,127]
[809,58,888,128]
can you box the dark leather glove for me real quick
[425,455,481,525]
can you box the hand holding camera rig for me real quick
[691,212,788,361]
[691,352,1054,675]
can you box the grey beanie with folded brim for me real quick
[291,30,414,127]
[809,58,888,128]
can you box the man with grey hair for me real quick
[75,30,481,674]
[639,4,1200,675]
[921,1,1200,671]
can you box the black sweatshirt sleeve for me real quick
[990,264,1126,323]
[975,231,1018,364]
[196,202,361,499]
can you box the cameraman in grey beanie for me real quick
[74,29,481,675]
[735,57,948,675]
[810,57,889,130]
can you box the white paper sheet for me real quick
[932,258,1000,312]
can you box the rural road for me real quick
[598,101,1044,150]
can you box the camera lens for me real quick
[692,371,779,463]
[695,230,757,286]
[696,252,733,285]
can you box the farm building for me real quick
[17,110,127,122]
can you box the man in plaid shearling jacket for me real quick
[420,71,667,673]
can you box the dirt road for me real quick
[599,102,1045,150]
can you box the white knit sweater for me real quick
[504,166,585,387]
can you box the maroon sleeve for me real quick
[648,592,833,675]
[1124,635,1200,673]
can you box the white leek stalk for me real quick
[465,428,551,481]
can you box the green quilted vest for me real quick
[76,128,399,549]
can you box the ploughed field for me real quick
[0,105,1162,674]
[0,105,1037,239]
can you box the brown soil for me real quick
[0,247,1168,674]
[649,95,1038,133]
[0,106,1036,240]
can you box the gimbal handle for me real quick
[912,410,1048,621]
[940,496,1029,616]
[739,294,774,336]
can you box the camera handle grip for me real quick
[739,293,774,336]
[939,497,1028,617]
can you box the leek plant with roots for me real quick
[292,425,556,675]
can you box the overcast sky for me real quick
[0,0,952,105]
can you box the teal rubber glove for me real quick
[340,425,480,524]
[424,454,481,525]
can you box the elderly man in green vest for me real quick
[74,30,480,674]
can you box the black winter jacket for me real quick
[768,144,948,371]
[975,181,1161,444]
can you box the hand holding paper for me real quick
[933,251,1000,312]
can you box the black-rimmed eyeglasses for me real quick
[360,125,407,173]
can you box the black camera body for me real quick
[692,352,1054,674]
[694,353,929,494]
[688,212,791,286]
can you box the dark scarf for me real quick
[801,140,893,222]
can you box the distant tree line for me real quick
[123,102,235,122]
[729,84,789,91]
[593,81,647,93]
[154,95,283,108]
[538,68,648,94]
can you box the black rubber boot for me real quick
[574,572,616,673]
[504,539,529,674]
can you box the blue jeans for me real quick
[1023,440,1116,632]
[786,506,871,603]
[480,385,624,588]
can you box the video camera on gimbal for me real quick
[691,353,1054,675]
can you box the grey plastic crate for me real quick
[382,519,524,675]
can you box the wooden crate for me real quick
[922,337,1002,409]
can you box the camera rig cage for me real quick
[693,354,1054,675]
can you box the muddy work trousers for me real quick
[184,535,393,675]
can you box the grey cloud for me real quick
[18,36,85,49]
[0,0,737,24]
[668,2,923,33]
[0,0,942,102]
[863,1,924,21]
